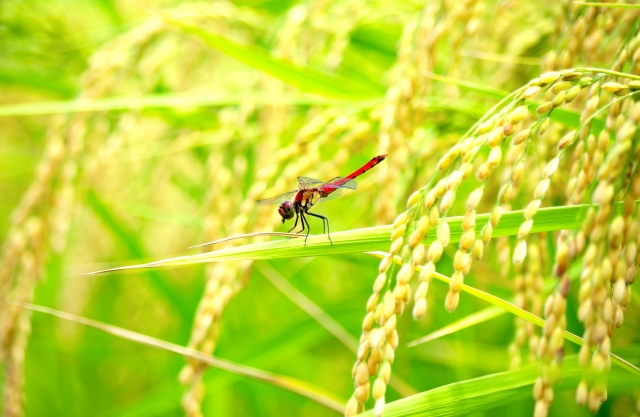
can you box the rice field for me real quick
[1,1,639,416]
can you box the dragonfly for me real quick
[258,154,387,244]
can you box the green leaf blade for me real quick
[167,18,385,99]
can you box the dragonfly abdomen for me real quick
[329,155,388,189]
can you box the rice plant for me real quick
[1,1,639,416]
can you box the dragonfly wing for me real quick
[323,177,357,190]
[297,176,325,189]
[318,187,343,202]
[257,190,298,205]
[316,176,357,203]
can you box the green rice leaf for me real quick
[406,262,584,347]
[573,2,640,9]
[0,91,375,118]
[426,71,605,130]
[85,191,193,323]
[359,355,640,416]
[406,306,504,347]
[425,72,509,101]
[166,17,385,99]
[83,201,625,275]
[12,300,345,413]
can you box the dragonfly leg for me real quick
[294,212,307,245]
[306,212,332,245]
[300,212,311,246]
[287,212,300,234]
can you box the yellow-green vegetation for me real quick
[1,1,640,417]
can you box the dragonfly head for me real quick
[278,201,295,222]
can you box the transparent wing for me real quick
[257,190,298,205]
[297,176,325,189]
[316,177,357,203]
[323,177,357,190]
[318,187,343,202]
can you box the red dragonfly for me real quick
[258,154,387,244]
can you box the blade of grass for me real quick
[10,300,345,413]
[573,2,640,9]
[85,191,192,323]
[407,262,584,347]
[0,91,377,117]
[105,200,203,228]
[165,17,384,99]
[256,260,417,397]
[83,201,629,275]
[406,306,504,347]
[0,67,77,96]
[459,49,541,66]
[256,261,358,352]
[98,321,341,417]
[191,232,303,249]
[425,71,606,131]
[359,355,639,416]
[424,71,509,100]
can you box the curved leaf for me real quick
[84,201,628,275]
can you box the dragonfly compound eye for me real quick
[278,201,295,222]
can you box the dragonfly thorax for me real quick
[296,189,322,208]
